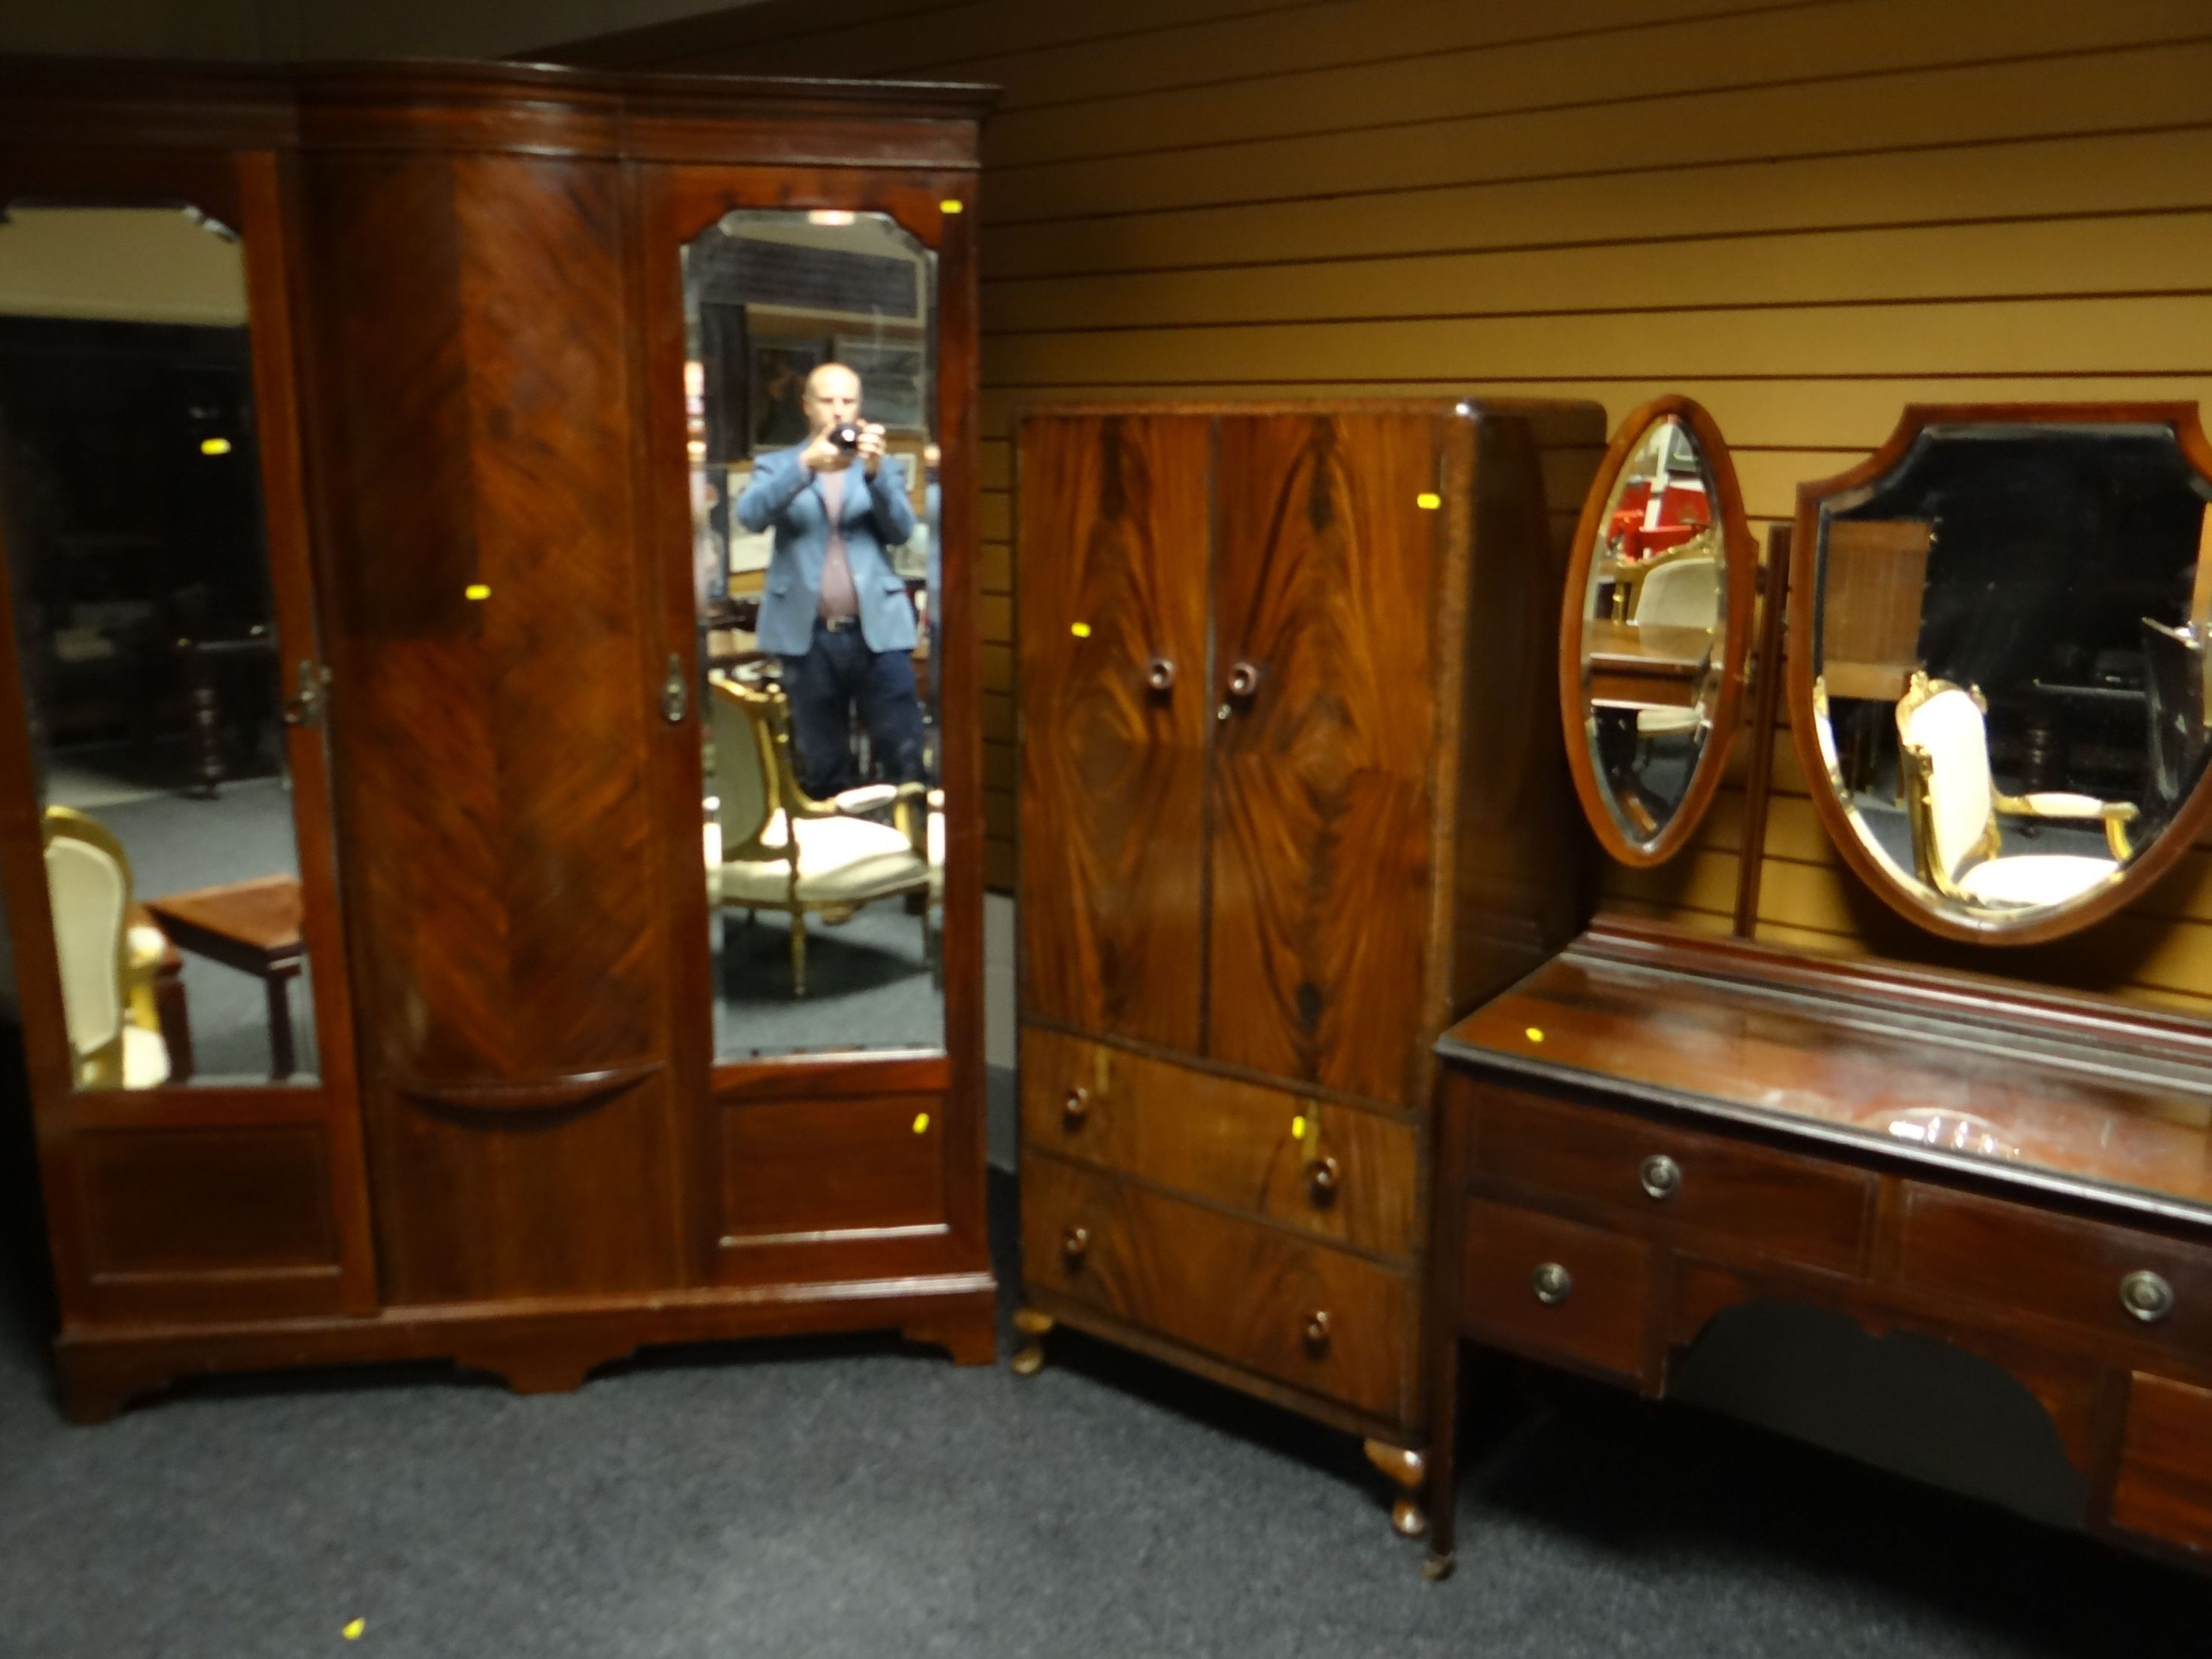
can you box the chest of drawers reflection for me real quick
[0,57,996,1418]
[1010,400,1603,1535]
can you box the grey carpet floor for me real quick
[713,901,943,1057]
[1,1163,2208,1658]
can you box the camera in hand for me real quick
[830,423,863,452]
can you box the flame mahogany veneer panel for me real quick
[1016,413,1211,1052]
[1207,413,1443,1105]
[301,148,680,1302]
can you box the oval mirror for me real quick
[1790,404,2212,944]
[1559,396,1754,865]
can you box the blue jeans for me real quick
[782,621,925,800]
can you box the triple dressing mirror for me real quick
[1792,405,2212,943]
[680,208,946,1057]
[1559,395,1754,865]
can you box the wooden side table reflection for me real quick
[142,875,305,1081]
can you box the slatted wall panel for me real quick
[568,0,2212,1009]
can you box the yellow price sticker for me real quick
[1070,622,1092,638]
[465,584,490,601]
[912,1112,931,1134]
[200,437,233,457]
[940,200,966,214]
[1416,492,1442,510]
[1290,1115,1306,1139]
[1525,1026,1544,1043]
[343,1618,366,1640]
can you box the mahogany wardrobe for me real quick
[0,56,997,1419]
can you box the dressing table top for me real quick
[1439,921,2212,1228]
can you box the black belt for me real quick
[817,615,860,633]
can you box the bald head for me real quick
[803,362,861,435]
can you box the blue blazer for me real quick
[735,446,919,656]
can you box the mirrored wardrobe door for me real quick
[0,187,353,1099]
[1559,395,1755,866]
[678,206,946,1060]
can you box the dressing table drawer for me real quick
[1021,1155,1409,1418]
[1898,1187,2212,1356]
[1020,1028,1418,1259]
[2112,1374,2212,1554]
[1473,1087,1878,1274]
[1457,1200,1653,1383]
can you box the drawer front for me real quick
[1475,1086,1876,1274]
[1899,1186,2212,1359]
[2112,1373,2212,1554]
[1022,1155,1409,1419]
[1021,1027,1418,1259]
[1458,1200,1653,1382]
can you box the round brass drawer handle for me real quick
[1062,1224,1090,1265]
[1062,1086,1090,1128]
[1305,1154,1341,1206]
[1531,1262,1573,1307]
[1303,1310,1333,1352]
[1640,1154,1681,1200]
[1146,657,1176,692]
[2120,1269,2174,1325]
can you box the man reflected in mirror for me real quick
[736,362,924,798]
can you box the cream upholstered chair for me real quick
[41,807,171,1089]
[706,674,931,997]
[1628,553,1720,742]
[1894,669,2138,910]
[925,788,946,988]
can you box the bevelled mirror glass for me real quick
[0,203,319,1087]
[680,209,943,1057]
[1560,396,1753,865]
[1793,406,2212,943]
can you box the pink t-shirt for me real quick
[816,468,859,620]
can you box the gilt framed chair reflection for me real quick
[1790,403,2212,945]
[40,805,174,1090]
[1890,668,2137,912]
[705,673,936,997]
[1625,547,1720,747]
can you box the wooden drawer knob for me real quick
[1304,1154,1341,1206]
[2121,1269,2174,1324]
[1531,1262,1573,1307]
[1062,1086,1090,1127]
[1303,1310,1333,1352]
[1061,1224,1090,1265]
[1639,1154,1681,1200]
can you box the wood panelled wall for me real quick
[564,0,2212,1012]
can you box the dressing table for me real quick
[1424,401,2212,1577]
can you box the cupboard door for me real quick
[1208,413,1441,1103]
[1018,414,1211,1051]
[0,159,378,1322]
